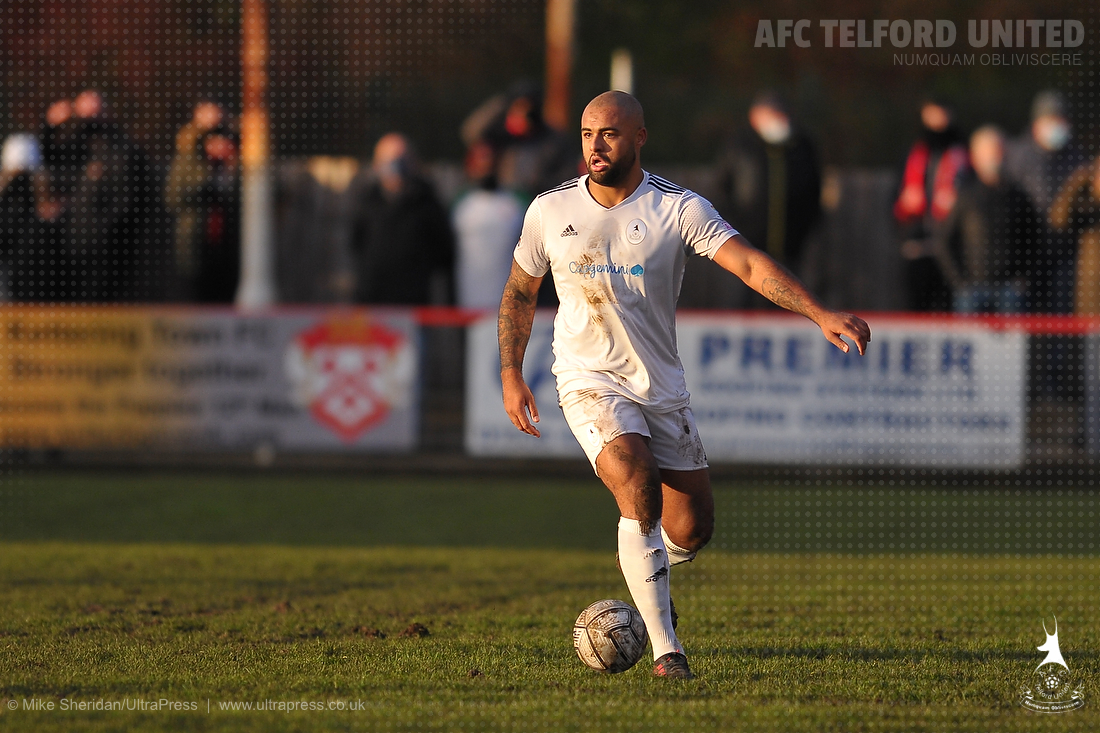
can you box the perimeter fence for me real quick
[1,306,1096,481]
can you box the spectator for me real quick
[702,92,822,310]
[0,134,42,301]
[461,81,577,201]
[1003,90,1088,313]
[41,95,89,204]
[349,133,455,305]
[4,133,67,303]
[893,99,969,311]
[274,155,361,304]
[42,89,157,302]
[718,91,822,274]
[165,98,241,302]
[452,141,524,310]
[1051,155,1100,315]
[932,126,1037,314]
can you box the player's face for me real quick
[581,106,644,187]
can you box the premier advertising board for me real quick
[0,307,418,452]
[466,313,1027,468]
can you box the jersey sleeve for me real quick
[512,199,550,277]
[678,191,738,259]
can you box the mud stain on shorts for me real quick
[675,408,707,464]
[581,390,617,438]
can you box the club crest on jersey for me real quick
[561,224,579,237]
[626,219,647,244]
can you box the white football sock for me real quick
[617,517,682,660]
[661,526,697,566]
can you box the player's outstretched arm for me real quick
[498,259,545,437]
[711,235,871,355]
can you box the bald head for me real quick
[582,91,645,130]
[580,92,647,196]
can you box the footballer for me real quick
[498,91,870,679]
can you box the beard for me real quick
[586,148,636,187]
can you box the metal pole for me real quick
[610,48,633,94]
[543,0,576,131]
[236,0,277,309]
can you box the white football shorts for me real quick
[559,388,708,475]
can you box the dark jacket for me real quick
[48,119,157,301]
[1004,136,1087,217]
[349,175,455,305]
[934,174,1038,290]
[717,126,821,270]
[164,122,241,302]
[0,171,38,298]
[41,118,91,200]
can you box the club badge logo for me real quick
[1019,616,1085,713]
[285,315,414,442]
[625,218,647,244]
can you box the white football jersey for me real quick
[513,171,737,410]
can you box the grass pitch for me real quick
[1,471,1098,732]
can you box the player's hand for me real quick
[501,368,541,438]
[817,311,870,356]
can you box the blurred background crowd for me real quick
[2,82,1096,318]
[0,0,1095,317]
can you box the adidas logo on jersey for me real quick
[561,224,578,237]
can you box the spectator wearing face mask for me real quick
[708,91,822,309]
[349,133,455,305]
[893,99,969,312]
[1003,90,1087,314]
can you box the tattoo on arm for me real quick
[498,266,540,371]
[719,238,824,322]
[761,275,814,319]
